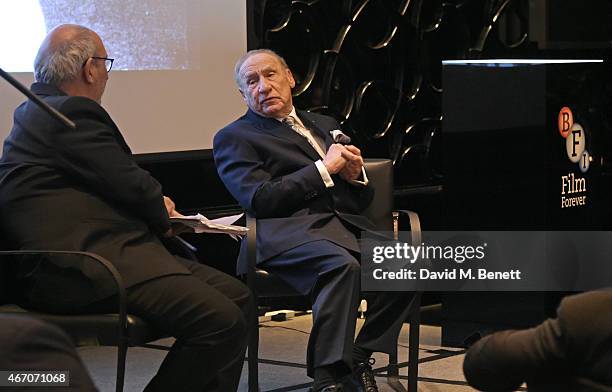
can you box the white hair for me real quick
[34,25,97,85]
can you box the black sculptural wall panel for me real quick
[248,0,534,189]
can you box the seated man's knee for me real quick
[325,257,360,282]
[345,258,361,275]
[219,274,252,307]
[209,303,248,344]
[235,281,253,309]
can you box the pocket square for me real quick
[330,129,351,144]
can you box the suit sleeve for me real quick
[52,98,170,234]
[214,128,328,218]
[463,317,569,391]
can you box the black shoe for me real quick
[352,358,378,392]
[309,383,343,392]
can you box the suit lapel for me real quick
[245,109,322,161]
[297,110,334,150]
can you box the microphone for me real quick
[330,129,351,144]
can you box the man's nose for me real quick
[258,78,270,92]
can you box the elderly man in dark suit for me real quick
[0,24,251,392]
[214,49,416,392]
[463,290,612,392]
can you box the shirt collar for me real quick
[275,106,305,128]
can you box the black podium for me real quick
[439,59,611,346]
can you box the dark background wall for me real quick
[139,0,612,280]
[247,0,612,228]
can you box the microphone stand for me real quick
[0,67,76,129]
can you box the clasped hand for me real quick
[323,144,364,181]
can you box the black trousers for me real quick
[262,240,416,377]
[24,257,253,392]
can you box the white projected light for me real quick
[0,1,46,71]
[0,0,196,71]
[39,0,197,70]
[0,0,246,153]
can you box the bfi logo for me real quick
[558,107,589,209]
[558,106,590,172]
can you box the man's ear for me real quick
[238,88,247,102]
[286,68,295,89]
[82,58,95,84]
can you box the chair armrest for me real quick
[0,250,128,342]
[246,215,258,294]
[162,236,199,261]
[393,210,421,245]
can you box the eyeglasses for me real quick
[84,56,114,72]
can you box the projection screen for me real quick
[0,0,246,153]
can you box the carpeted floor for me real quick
[78,314,478,391]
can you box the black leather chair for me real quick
[245,158,423,392]
[0,246,171,392]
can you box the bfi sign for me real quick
[558,107,589,208]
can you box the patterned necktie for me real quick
[283,115,326,158]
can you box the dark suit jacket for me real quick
[463,290,612,392]
[0,83,189,304]
[213,109,374,275]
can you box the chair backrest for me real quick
[362,159,394,231]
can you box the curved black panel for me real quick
[320,51,356,121]
[351,0,399,50]
[263,0,293,31]
[249,0,576,189]
[353,80,401,140]
[265,4,321,95]
[423,3,472,92]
